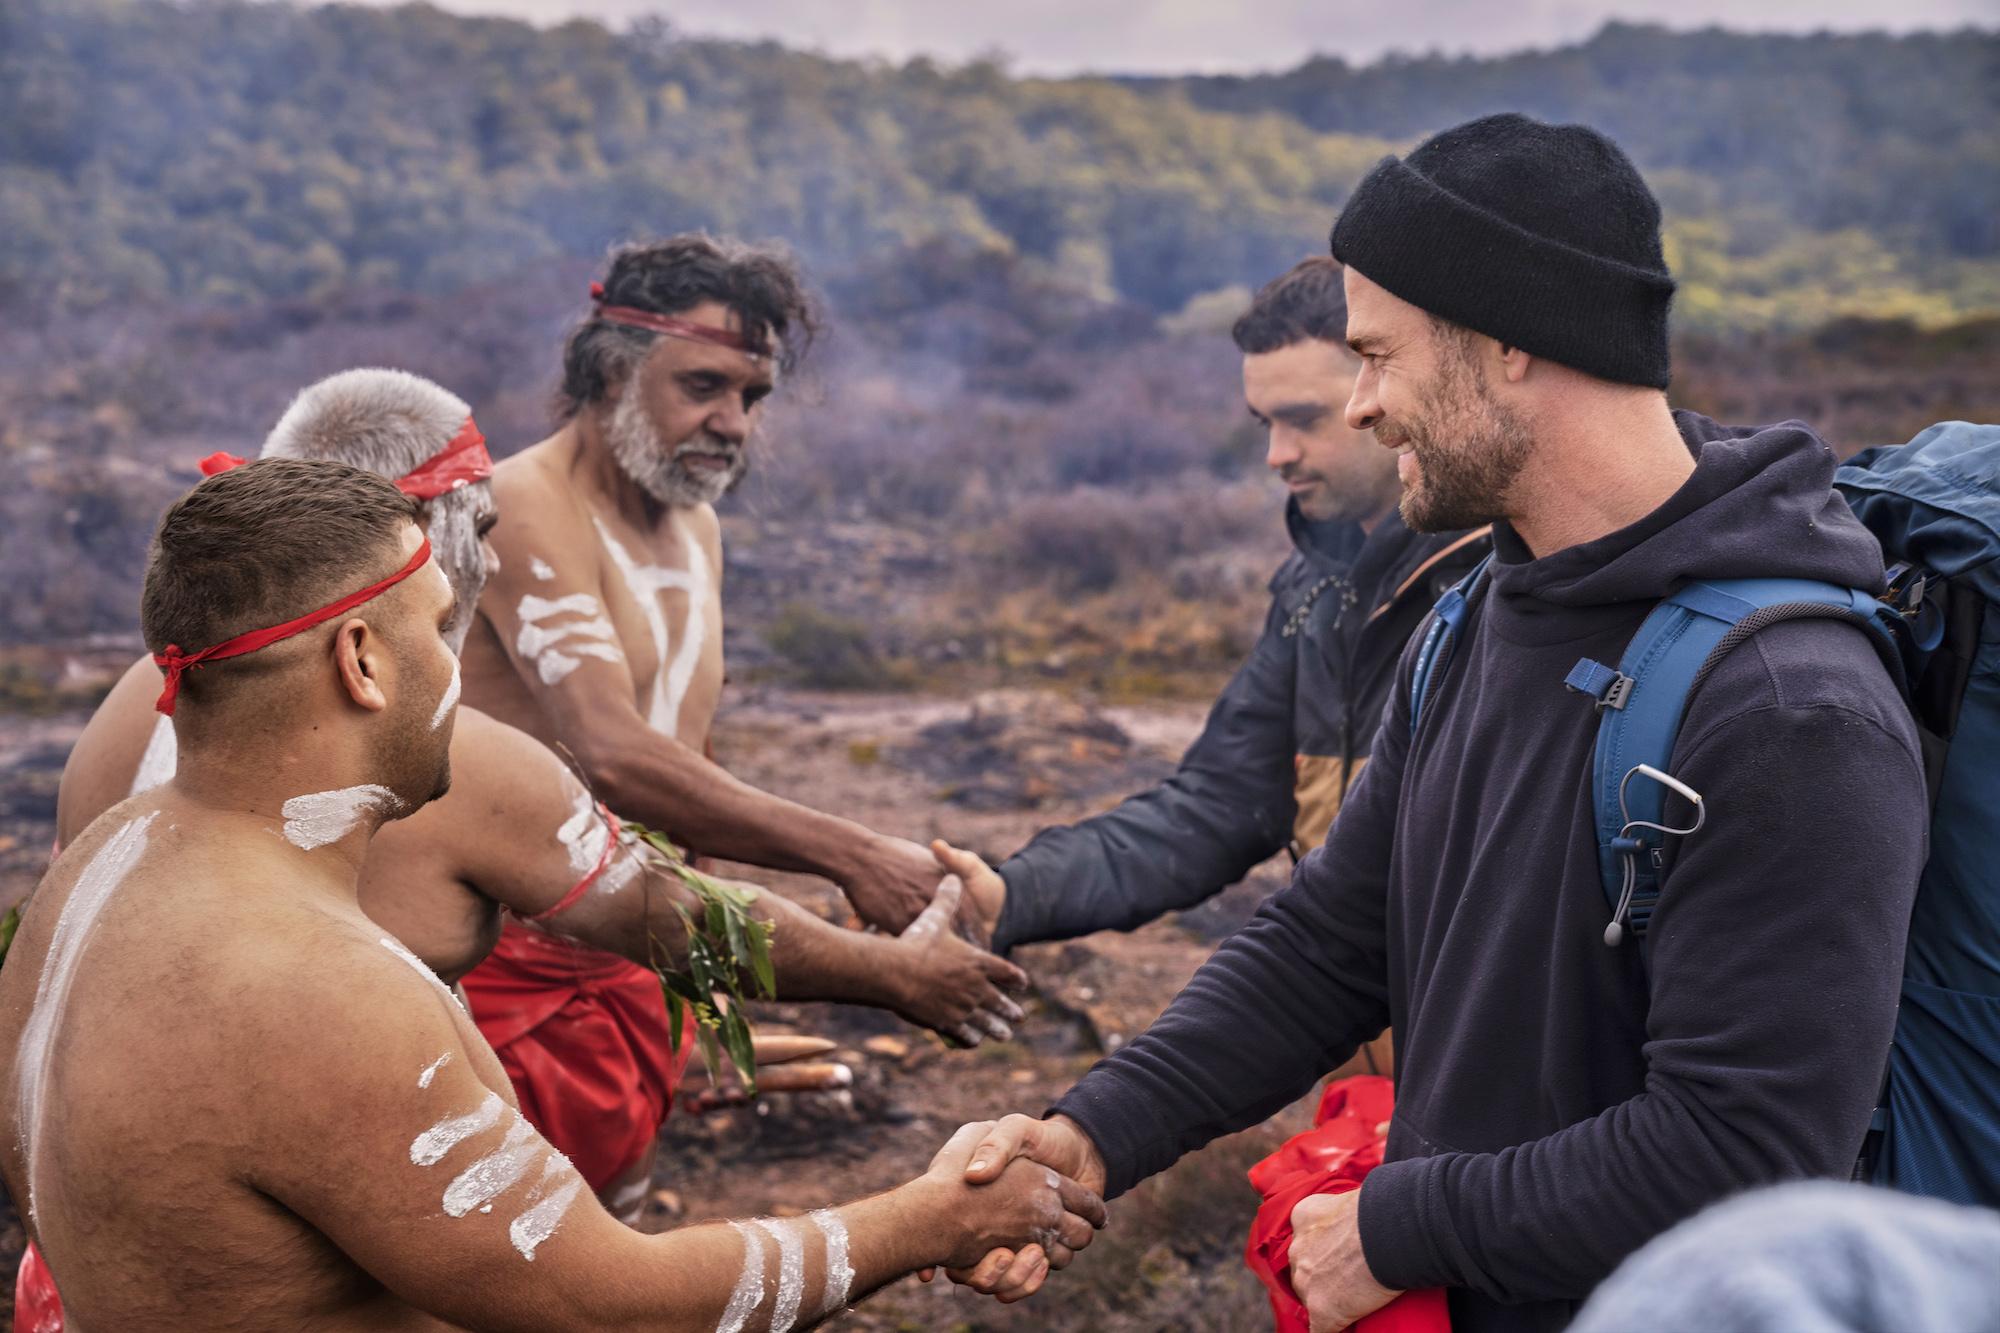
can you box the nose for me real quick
[1345,364,1382,433]
[482,539,501,580]
[1264,425,1301,473]
[707,396,751,446]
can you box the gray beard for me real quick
[607,392,746,508]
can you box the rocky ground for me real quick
[0,681,1309,1330]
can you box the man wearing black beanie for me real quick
[940,113,1927,1332]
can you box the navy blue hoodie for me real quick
[1052,415,1929,1331]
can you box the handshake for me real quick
[916,1113,1109,1303]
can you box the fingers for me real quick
[947,1022,984,1048]
[963,1114,1037,1183]
[930,838,983,877]
[1054,1172,1108,1229]
[990,1244,1050,1302]
[1053,1206,1099,1253]
[947,1247,1016,1291]
[900,874,963,942]
[928,1119,995,1173]
[970,1010,1014,1043]
[982,954,1031,994]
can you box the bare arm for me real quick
[245,936,1101,1332]
[475,481,943,930]
[448,713,1027,1041]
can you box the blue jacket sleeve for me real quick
[993,596,1300,952]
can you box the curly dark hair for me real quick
[1231,256,1349,355]
[557,234,820,420]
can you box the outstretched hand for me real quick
[930,839,1007,946]
[838,834,949,933]
[892,876,1029,1046]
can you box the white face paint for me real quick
[716,1221,770,1333]
[16,814,155,1219]
[129,715,179,796]
[750,1218,807,1333]
[410,1091,505,1166]
[380,936,458,1005]
[417,1052,451,1089]
[515,592,625,687]
[529,556,556,582]
[592,519,708,737]
[281,785,401,851]
[428,657,461,732]
[807,1209,855,1318]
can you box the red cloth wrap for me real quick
[459,920,692,1192]
[150,534,433,715]
[12,1242,61,1333]
[1245,1075,1450,1333]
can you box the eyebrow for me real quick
[1347,334,1387,356]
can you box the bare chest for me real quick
[586,517,725,746]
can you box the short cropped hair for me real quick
[1231,257,1350,355]
[262,368,470,477]
[557,234,819,420]
[141,459,419,704]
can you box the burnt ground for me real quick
[0,683,1308,1330]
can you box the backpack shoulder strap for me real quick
[1566,576,1903,966]
[1407,553,1494,737]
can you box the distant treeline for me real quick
[2,2,1995,328]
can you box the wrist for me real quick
[1046,1114,1109,1196]
[818,822,881,890]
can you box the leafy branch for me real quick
[623,823,776,1096]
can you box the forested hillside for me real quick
[3,2,1995,328]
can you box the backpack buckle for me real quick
[1564,658,1634,712]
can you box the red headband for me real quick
[395,416,492,499]
[151,535,433,715]
[199,414,492,500]
[588,282,763,357]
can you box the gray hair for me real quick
[261,368,490,654]
[262,368,471,474]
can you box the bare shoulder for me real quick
[55,655,166,846]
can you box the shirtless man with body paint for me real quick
[55,370,1027,1224]
[6,459,1101,1331]
[457,237,953,936]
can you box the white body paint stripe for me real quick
[510,1174,585,1260]
[410,1091,505,1166]
[17,814,156,1220]
[130,716,179,796]
[592,518,706,737]
[751,1217,806,1333]
[281,785,400,851]
[529,556,556,582]
[442,1113,541,1217]
[716,1221,769,1333]
[417,1052,451,1089]
[429,657,461,732]
[808,1209,855,1318]
[380,936,458,1004]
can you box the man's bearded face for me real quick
[606,375,749,508]
[1380,330,1534,534]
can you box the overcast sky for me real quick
[335,0,1994,73]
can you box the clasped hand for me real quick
[921,1113,1109,1303]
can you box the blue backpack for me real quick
[1407,421,2000,1206]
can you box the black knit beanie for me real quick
[1330,113,1675,388]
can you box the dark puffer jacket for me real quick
[992,506,1489,952]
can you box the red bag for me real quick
[14,1241,63,1333]
[1245,1075,1449,1333]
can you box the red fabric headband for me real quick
[151,535,433,715]
[395,416,492,499]
[588,282,763,356]
[199,414,491,500]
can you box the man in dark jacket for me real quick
[943,260,1488,1017]
[944,113,1928,1331]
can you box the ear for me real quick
[332,617,391,713]
[1498,343,1533,384]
